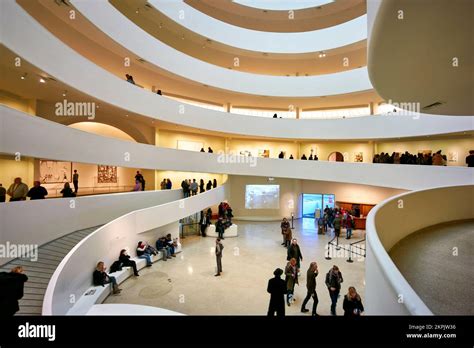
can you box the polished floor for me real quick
[104,219,366,315]
[390,219,474,315]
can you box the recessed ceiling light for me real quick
[159,22,163,28]
[39,78,46,83]
[181,34,185,40]
[125,114,129,117]
[135,8,139,14]
[96,105,99,109]
[62,90,67,97]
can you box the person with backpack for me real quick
[0,266,28,316]
[93,262,121,295]
[215,238,224,276]
[325,265,344,315]
[267,268,286,317]
[343,286,364,317]
[119,249,139,276]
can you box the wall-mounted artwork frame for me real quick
[39,160,72,184]
[177,140,204,152]
[97,165,118,184]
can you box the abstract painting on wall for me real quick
[354,152,364,162]
[39,160,72,183]
[97,165,118,183]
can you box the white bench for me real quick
[205,224,238,238]
[67,244,181,315]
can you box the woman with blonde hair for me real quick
[93,262,121,295]
[343,286,364,316]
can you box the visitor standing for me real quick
[7,178,28,201]
[206,180,213,191]
[199,179,205,193]
[190,179,198,196]
[0,184,6,203]
[213,179,217,188]
[135,171,145,191]
[280,218,290,246]
[27,181,48,200]
[466,150,474,167]
[287,239,303,270]
[267,268,286,317]
[0,266,28,316]
[214,238,224,276]
[72,169,79,193]
[60,182,75,198]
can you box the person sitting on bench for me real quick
[119,249,139,276]
[93,262,121,294]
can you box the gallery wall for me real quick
[0,156,35,190]
[155,170,226,190]
[156,129,226,153]
[300,141,373,162]
[228,175,408,220]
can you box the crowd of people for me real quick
[267,214,364,317]
[92,234,179,295]
[373,150,458,166]
[179,178,217,196]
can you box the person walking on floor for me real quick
[287,238,303,270]
[285,258,298,306]
[325,265,343,315]
[301,262,319,316]
[267,268,286,317]
[345,214,353,239]
[72,169,79,193]
[343,286,364,317]
[214,238,224,276]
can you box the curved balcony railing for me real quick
[365,185,474,314]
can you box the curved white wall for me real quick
[1,2,472,140]
[365,185,474,315]
[0,183,182,265]
[70,0,371,97]
[149,0,367,53]
[43,183,227,315]
[2,107,473,193]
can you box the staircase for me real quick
[0,226,101,315]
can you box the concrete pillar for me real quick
[226,103,231,113]
[296,107,300,119]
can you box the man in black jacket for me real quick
[301,262,319,316]
[0,266,28,316]
[287,239,303,270]
[27,181,48,200]
[325,265,343,315]
[267,268,286,317]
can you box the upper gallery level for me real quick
[17,0,376,106]
[185,0,366,32]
